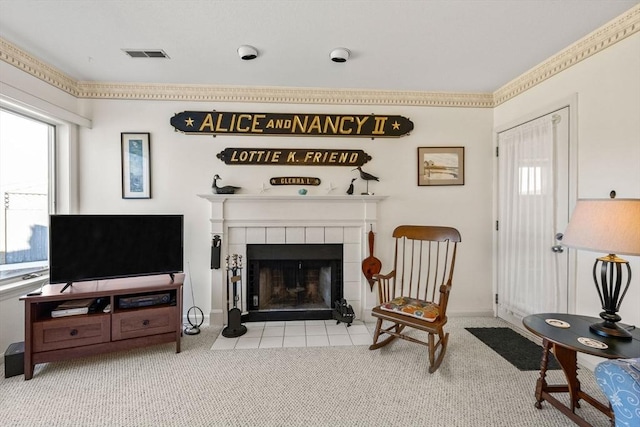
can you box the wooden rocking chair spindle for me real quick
[369,225,461,373]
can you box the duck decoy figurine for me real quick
[346,178,356,195]
[352,166,379,194]
[212,174,241,194]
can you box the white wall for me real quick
[2,30,637,354]
[75,99,494,322]
[494,34,640,334]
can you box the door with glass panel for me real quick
[496,107,570,325]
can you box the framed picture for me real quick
[418,146,464,186]
[121,132,151,198]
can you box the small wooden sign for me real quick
[171,111,413,138]
[270,177,321,186]
[216,148,372,166]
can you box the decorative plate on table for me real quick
[545,318,570,328]
[577,337,608,350]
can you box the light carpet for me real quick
[0,317,611,426]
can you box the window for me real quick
[519,166,543,195]
[0,109,55,282]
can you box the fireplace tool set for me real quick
[222,254,247,338]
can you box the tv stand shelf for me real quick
[20,274,184,380]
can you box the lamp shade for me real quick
[562,198,640,256]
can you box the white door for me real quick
[496,106,571,326]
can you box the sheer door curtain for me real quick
[497,114,563,316]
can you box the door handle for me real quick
[551,245,564,253]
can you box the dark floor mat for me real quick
[466,327,560,371]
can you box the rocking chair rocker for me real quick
[369,225,461,373]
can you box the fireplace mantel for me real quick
[198,194,387,202]
[198,194,387,230]
[199,193,387,325]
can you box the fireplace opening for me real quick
[245,244,343,322]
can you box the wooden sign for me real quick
[171,111,413,138]
[270,177,321,186]
[217,148,372,166]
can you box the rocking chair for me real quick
[369,225,461,373]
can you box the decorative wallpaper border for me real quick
[1,5,638,108]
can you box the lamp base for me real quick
[589,321,632,340]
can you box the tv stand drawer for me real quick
[111,306,178,340]
[33,315,111,352]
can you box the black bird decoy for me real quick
[353,166,379,194]
[353,166,379,182]
[346,178,356,195]
[212,174,241,194]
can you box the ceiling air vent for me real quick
[123,49,170,59]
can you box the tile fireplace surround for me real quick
[199,194,386,326]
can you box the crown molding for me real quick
[494,4,640,106]
[0,37,79,97]
[75,81,494,107]
[1,4,638,108]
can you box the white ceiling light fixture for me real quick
[238,45,258,60]
[330,48,350,63]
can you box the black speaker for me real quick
[4,341,24,378]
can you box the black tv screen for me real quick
[49,214,184,284]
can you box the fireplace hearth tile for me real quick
[262,327,285,337]
[210,336,238,350]
[346,324,369,335]
[211,320,373,351]
[235,337,261,349]
[259,336,283,349]
[283,336,306,348]
[248,321,266,327]
[243,326,264,338]
[285,320,305,326]
[326,324,349,335]
[305,320,326,326]
[265,321,285,327]
[329,335,353,346]
[349,334,372,346]
[284,325,306,337]
[306,325,327,336]
[306,335,330,347]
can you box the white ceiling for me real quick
[0,0,638,93]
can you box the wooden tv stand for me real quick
[20,274,184,380]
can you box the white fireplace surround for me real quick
[199,194,386,326]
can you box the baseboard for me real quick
[448,310,495,317]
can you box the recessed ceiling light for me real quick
[238,45,258,60]
[330,48,350,63]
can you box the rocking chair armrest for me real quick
[372,270,395,281]
[372,270,396,304]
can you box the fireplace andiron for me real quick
[332,298,355,327]
[222,254,247,338]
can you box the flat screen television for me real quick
[49,214,184,289]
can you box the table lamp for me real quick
[562,197,640,340]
